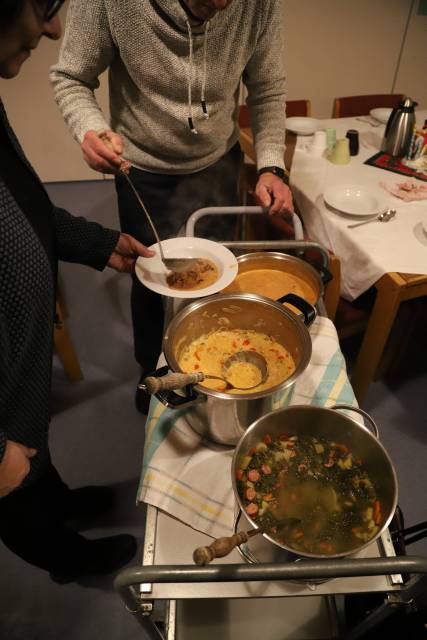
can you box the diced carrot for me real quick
[263,493,273,501]
[319,540,333,553]
[261,464,272,475]
[333,443,349,454]
[236,469,244,481]
[298,463,307,473]
[277,356,285,360]
[194,364,200,370]
[245,502,259,517]
[243,339,250,346]
[294,531,304,540]
[248,447,256,456]
[373,500,382,525]
[232,341,237,348]
[263,434,272,445]
[248,469,260,482]
[250,347,257,352]
[245,487,256,501]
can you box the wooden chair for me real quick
[54,291,83,382]
[332,94,404,118]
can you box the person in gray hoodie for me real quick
[50,0,292,411]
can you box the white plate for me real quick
[286,117,319,136]
[135,237,238,298]
[323,184,387,217]
[369,108,392,124]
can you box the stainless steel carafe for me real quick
[381,97,417,157]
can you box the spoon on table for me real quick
[98,131,196,272]
[193,517,302,565]
[140,351,269,393]
[347,208,396,229]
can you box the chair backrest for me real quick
[239,99,311,127]
[332,94,405,118]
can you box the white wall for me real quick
[1,0,426,182]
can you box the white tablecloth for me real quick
[290,111,427,300]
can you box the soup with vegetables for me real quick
[236,433,382,555]
[177,329,296,394]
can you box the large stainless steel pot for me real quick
[222,251,326,306]
[156,293,316,445]
[232,404,398,559]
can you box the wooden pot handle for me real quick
[142,372,205,394]
[193,530,260,566]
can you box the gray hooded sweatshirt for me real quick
[50,0,286,174]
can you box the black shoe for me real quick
[135,373,151,415]
[50,534,137,584]
[65,486,115,519]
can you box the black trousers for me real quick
[0,465,91,574]
[115,143,242,372]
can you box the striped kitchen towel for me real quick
[138,316,356,539]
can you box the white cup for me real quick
[308,130,327,156]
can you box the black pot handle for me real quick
[139,365,206,410]
[277,293,317,327]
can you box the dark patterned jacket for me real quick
[0,99,119,487]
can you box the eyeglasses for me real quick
[40,0,66,21]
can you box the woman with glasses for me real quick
[0,0,154,583]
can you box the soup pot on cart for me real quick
[142,292,316,446]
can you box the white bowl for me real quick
[286,117,319,136]
[369,108,392,124]
[323,183,387,217]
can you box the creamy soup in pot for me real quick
[223,268,317,304]
[177,328,296,394]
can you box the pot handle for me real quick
[332,403,379,439]
[193,529,260,566]
[277,293,317,327]
[138,366,206,410]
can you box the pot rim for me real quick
[231,404,399,559]
[162,292,312,401]
[233,251,324,303]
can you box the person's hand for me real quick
[255,173,294,216]
[107,233,156,273]
[82,129,126,174]
[0,441,37,498]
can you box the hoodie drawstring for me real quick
[201,22,210,119]
[184,17,210,134]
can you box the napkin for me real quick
[138,317,357,539]
[380,178,427,202]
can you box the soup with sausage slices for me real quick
[236,433,382,555]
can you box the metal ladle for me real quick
[98,131,196,272]
[140,350,269,394]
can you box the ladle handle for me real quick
[142,372,205,393]
[97,131,166,264]
[193,530,259,566]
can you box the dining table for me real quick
[239,109,427,403]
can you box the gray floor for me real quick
[0,180,426,639]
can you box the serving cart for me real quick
[115,207,427,639]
